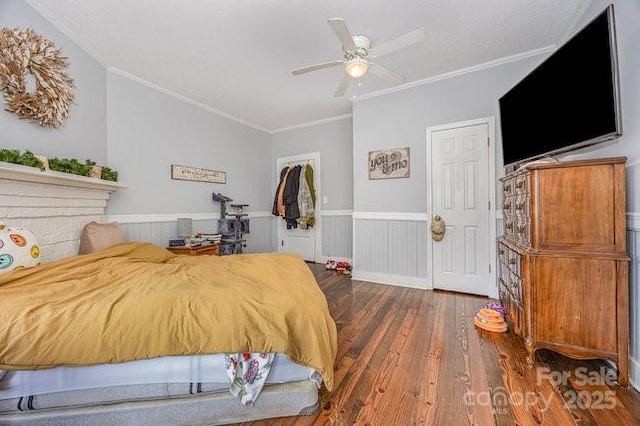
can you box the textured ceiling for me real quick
[27,0,590,132]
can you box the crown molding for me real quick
[353,45,556,102]
[271,113,352,134]
[107,68,271,134]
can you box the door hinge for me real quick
[488,200,491,210]
[489,264,491,273]
[281,240,284,247]
[487,137,490,146]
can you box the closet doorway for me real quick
[275,152,321,263]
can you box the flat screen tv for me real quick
[499,4,621,168]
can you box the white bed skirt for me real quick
[0,353,317,400]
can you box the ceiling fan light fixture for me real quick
[345,57,369,78]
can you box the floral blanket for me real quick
[225,352,275,406]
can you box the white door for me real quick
[429,121,493,295]
[276,153,321,262]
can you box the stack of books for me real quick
[168,233,222,247]
[200,233,222,244]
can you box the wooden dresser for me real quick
[498,157,629,386]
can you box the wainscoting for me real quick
[108,212,274,254]
[108,210,353,261]
[321,210,352,262]
[352,212,430,289]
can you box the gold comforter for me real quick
[0,243,337,390]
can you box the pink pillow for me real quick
[79,222,127,255]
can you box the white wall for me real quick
[0,0,107,163]
[106,71,272,216]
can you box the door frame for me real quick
[425,117,497,297]
[275,152,322,263]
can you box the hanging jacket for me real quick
[297,168,313,228]
[272,166,290,216]
[304,164,316,227]
[283,165,302,220]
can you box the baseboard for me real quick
[630,355,640,391]
[351,270,429,290]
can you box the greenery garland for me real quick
[0,149,118,182]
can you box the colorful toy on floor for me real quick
[474,303,508,333]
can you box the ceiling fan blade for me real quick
[334,73,351,97]
[370,28,425,58]
[328,18,357,51]
[369,64,406,85]
[292,60,343,75]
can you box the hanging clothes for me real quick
[304,164,316,227]
[272,166,290,217]
[283,165,302,223]
[297,164,315,228]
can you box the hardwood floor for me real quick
[242,264,640,426]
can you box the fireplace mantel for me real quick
[0,162,125,192]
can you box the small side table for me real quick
[166,244,220,256]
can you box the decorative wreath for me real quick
[0,27,75,128]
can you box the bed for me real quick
[0,242,338,425]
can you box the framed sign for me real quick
[171,164,226,184]
[368,147,410,179]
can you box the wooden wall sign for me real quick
[171,164,226,184]
[368,147,410,179]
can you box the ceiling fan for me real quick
[292,18,426,97]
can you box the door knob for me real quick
[431,215,445,241]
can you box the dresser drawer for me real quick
[502,196,514,216]
[515,174,529,195]
[502,178,515,198]
[504,218,515,239]
[515,220,531,246]
[514,196,530,219]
